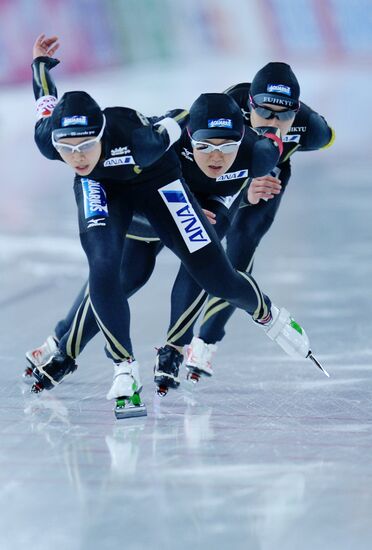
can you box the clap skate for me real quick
[185,336,217,383]
[24,335,59,383]
[31,351,78,394]
[107,360,147,419]
[259,305,329,377]
[154,345,183,396]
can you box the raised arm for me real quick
[31,34,61,159]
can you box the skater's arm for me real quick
[32,34,61,159]
[246,126,283,177]
[301,111,335,151]
[131,109,189,167]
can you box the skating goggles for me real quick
[190,137,243,154]
[249,95,299,121]
[52,115,106,155]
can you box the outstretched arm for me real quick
[32,34,61,159]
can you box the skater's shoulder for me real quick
[290,101,333,150]
[103,106,149,126]
[224,82,251,97]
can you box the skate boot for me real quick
[107,360,147,419]
[24,335,59,383]
[154,345,183,396]
[259,304,329,377]
[185,336,217,383]
[31,351,78,393]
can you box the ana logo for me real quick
[158,180,211,253]
[208,118,233,129]
[216,169,248,182]
[110,146,131,156]
[103,156,135,167]
[267,84,291,96]
[62,115,88,127]
[181,148,194,162]
[283,134,300,143]
[81,179,108,219]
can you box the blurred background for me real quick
[1,0,371,305]
[1,3,372,549]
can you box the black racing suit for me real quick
[32,58,281,362]
[198,82,335,344]
[56,120,283,356]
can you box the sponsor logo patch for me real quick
[81,179,108,220]
[267,84,291,96]
[62,116,88,127]
[158,180,211,253]
[262,96,294,107]
[208,118,232,129]
[181,148,194,162]
[87,217,107,228]
[216,169,248,182]
[103,156,135,167]
[283,134,300,143]
[210,190,242,209]
[36,95,57,120]
[290,126,306,132]
[111,146,131,156]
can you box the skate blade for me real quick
[31,382,44,394]
[186,366,212,383]
[154,375,180,391]
[115,403,147,420]
[186,370,200,384]
[23,367,34,384]
[307,352,330,378]
[156,385,169,397]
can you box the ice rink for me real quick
[1,61,371,550]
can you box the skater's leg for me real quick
[141,179,271,393]
[54,282,89,340]
[121,238,164,298]
[31,181,137,394]
[77,197,134,362]
[200,165,290,344]
[143,178,319,385]
[166,208,232,348]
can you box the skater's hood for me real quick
[52,91,104,141]
[250,62,300,109]
[188,93,244,142]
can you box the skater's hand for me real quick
[33,34,60,60]
[202,209,216,224]
[247,175,282,205]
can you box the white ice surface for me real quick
[0,60,372,550]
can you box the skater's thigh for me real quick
[74,178,133,263]
[121,238,164,296]
[140,178,217,256]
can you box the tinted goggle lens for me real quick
[249,96,298,121]
[254,106,296,121]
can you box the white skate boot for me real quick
[107,360,147,419]
[260,304,329,377]
[24,335,59,383]
[185,336,217,383]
